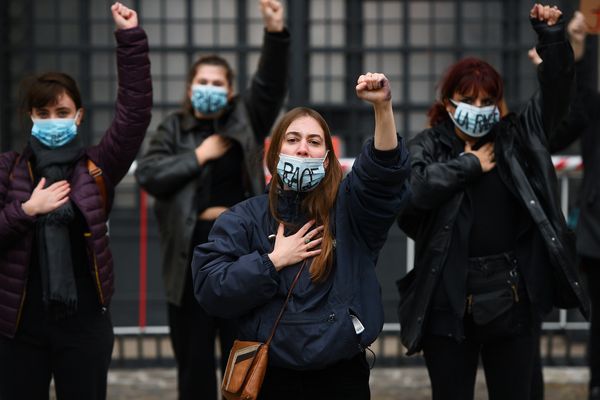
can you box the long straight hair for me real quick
[265,107,343,283]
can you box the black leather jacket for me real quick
[550,55,600,260]
[135,30,289,306]
[397,19,589,355]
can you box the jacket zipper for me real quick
[16,161,35,331]
[15,285,27,331]
[92,252,105,305]
[85,233,105,305]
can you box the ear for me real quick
[443,98,454,115]
[227,85,234,101]
[75,108,85,126]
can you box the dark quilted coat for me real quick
[0,27,152,338]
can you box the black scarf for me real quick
[29,136,84,319]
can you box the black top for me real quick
[191,117,247,210]
[467,166,524,257]
[206,140,246,208]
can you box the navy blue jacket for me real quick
[192,137,410,369]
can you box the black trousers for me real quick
[424,252,537,400]
[423,315,538,400]
[531,327,544,400]
[258,352,371,400]
[0,310,114,400]
[583,257,600,392]
[168,220,236,400]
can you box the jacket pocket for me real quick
[268,307,360,369]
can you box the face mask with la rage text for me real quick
[448,99,500,138]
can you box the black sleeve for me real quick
[243,29,290,142]
[135,116,202,198]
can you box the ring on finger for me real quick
[304,237,311,244]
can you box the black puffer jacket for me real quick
[397,18,589,355]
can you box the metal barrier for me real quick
[111,156,590,368]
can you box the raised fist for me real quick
[111,2,138,30]
[260,0,284,33]
[356,73,392,106]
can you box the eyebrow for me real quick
[36,106,71,112]
[285,131,323,139]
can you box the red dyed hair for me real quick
[266,107,343,283]
[428,57,507,127]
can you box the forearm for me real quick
[0,200,36,241]
[135,151,201,197]
[410,154,481,209]
[373,102,397,151]
[192,251,280,319]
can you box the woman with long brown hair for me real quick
[191,72,409,399]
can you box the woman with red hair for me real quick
[397,4,588,400]
[192,72,409,399]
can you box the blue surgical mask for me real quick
[448,99,500,138]
[31,110,80,148]
[276,152,328,192]
[190,84,228,115]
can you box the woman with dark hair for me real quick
[191,72,409,399]
[0,3,151,399]
[397,4,588,400]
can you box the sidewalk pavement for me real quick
[73,366,588,399]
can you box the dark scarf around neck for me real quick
[29,136,84,319]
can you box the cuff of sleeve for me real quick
[532,18,565,46]
[369,134,403,166]
[11,200,36,226]
[264,28,290,40]
[460,153,483,183]
[262,254,280,282]
[372,145,400,160]
[184,150,203,173]
[114,26,146,41]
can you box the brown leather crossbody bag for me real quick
[221,262,306,400]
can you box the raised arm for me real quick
[521,4,573,142]
[342,73,410,253]
[356,73,397,150]
[87,2,152,187]
[244,0,290,141]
